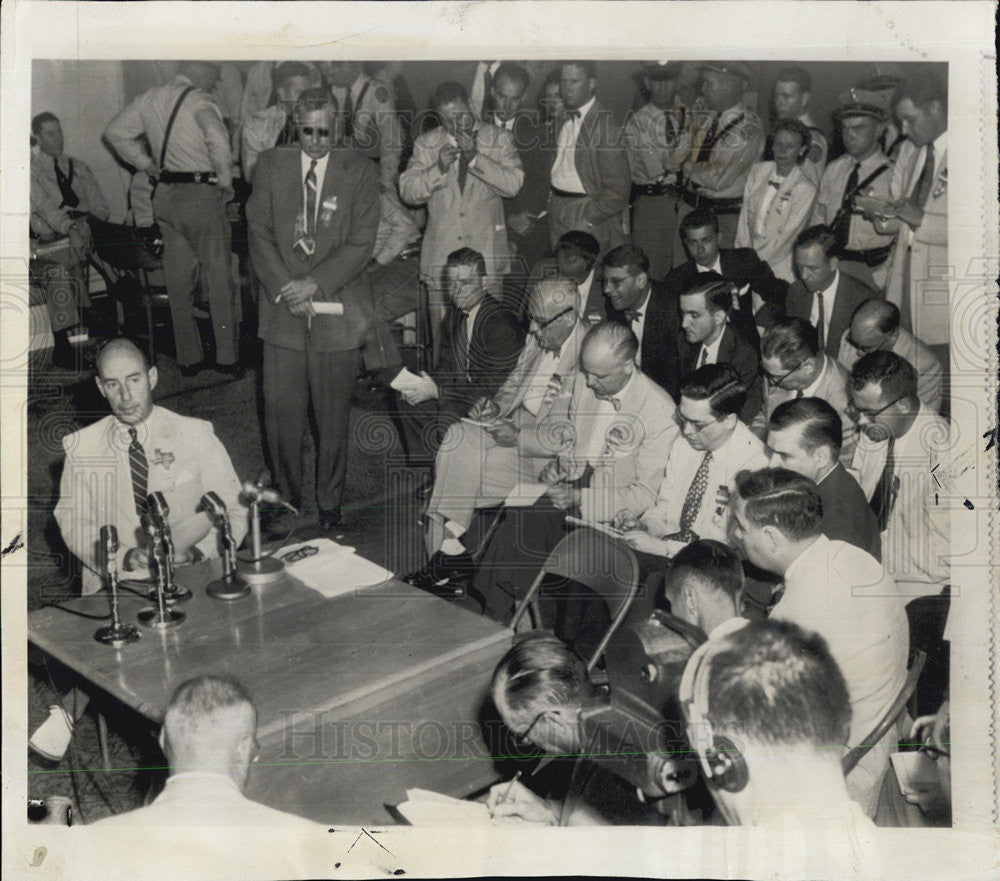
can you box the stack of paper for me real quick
[394,789,493,826]
[282,539,393,598]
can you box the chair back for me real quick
[842,649,927,775]
[510,527,640,673]
[89,217,162,271]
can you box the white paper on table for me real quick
[281,538,393,598]
[395,789,493,826]
[565,515,624,539]
[389,366,424,391]
[312,301,344,315]
[503,482,549,508]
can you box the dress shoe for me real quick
[401,550,475,589]
[414,473,434,500]
[213,361,245,378]
[318,508,342,532]
[179,360,207,378]
[29,705,74,762]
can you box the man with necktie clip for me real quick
[30,112,111,369]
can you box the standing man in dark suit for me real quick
[531,230,606,321]
[395,248,524,488]
[247,88,380,532]
[677,274,762,424]
[666,208,787,344]
[787,224,877,361]
[766,396,880,560]
[548,61,631,257]
[601,244,681,399]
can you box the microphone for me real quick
[240,481,299,515]
[147,491,170,524]
[201,491,228,519]
[100,524,118,576]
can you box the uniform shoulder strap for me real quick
[159,85,196,170]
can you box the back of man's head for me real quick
[734,467,823,542]
[850,349,918,400]
[582,320,638,366]
[556,230,601,267]
[769,396,843,457]
[680,362,747,420]
[664,539,744,631]
[761,317,820,368]
[162,675,257,783]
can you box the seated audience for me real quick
[677,275,762,423]
[405,279,586,587]
[787,224,877,360]
[770,65,828,187]
[679,618,880,852]
[30,111,111,366]
[729,467,909,817]
[618,364,769,557]
[735,118,817,283]
[395,248,524,488]
[661,539,746,638]
[766,397,880,559]
[601,244,681,397]
[666,208,787,341]
[753,316,857,465]
[837,298,943,415]
[90,675,321,829]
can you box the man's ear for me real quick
[635,271,649,292]
[157,726,167,755]
[95,376,108,400]
[761,524,782,554]
[148,365,159,393]
[829,256,840,273]
[683,583,698,619]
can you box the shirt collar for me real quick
[784,534,827,587]
[569,96,596,121]
[817,269,839,299]
[931,130,948,163]
[698,254,723,275]
[112,405,158,445]
[801,353,831,397]
[300,150,331,181]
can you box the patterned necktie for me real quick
[305,159,318,237]
[128,427,149,519]
[695,114,719,165]
[54,157,80,209]
[912,144,936,208]
[831,162,860,250]
[869,436,899,530]
[457,148,470,193]
[815,291,826,352]
[666,451,713,543]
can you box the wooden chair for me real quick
[509,527,640,673]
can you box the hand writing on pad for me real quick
[486,778,557,825]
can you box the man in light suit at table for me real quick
[34,339,246,763]
[405,279,586,589]
[247,88,380,533]
[400,80,523,353]
[873,71,949,361]
[547,61,631,257]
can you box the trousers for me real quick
[262,340,360,514]
[153,183,237,367]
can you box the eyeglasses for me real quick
[918,741,951,762]
[763,361,803,386]
[516,709,552,746]
[298,126,331,137]
[603,274,635,290]
[846,395,904,423]
[281,544,319,563]
[675,412,719,433]
[529,306,573,332]
[846,335,889,355]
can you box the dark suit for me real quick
[503,112,558,278]
[786,271,877,360]
[818,462,882,561]
[548,99,631,256]
[678,324,762,424]
[665,248,788,344]
[608,279,682,399]
[528,256,607,321]
[399,297,525,464]
[247,146,380,513]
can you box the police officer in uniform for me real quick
[624,61,688,280]
[812,90,896,291]
[674,61,765,263]
[323,61,404,192]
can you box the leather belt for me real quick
[550,186,588,199]
[632,181,678,198]
[840,243,894,267]
[677,187,742,214]
[159,170,218,185]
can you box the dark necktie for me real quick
[832,161,860,250]
[305,159,318,237]
[624,309,643,324]
[695,114,719,165]
[869,436,899,530]
[343,87,355,141]
[912,143,936,208]
[277,110,296,146]
[815,291,826,352]
[128,427,149,520]
[697,346,709,368]
[565,109,582,122]
[54,157,79,209]
[455,310,470,379]
[457,148,470,192]
[481,64,495,118]
[665,451,713,543]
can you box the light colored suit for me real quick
[54,406,246,595]
[400,122,523,288]
[883,138,948,345]
[735,161,816,282]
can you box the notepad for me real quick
[312,301,345,315]
[389,366,424,391]
[503,482,548,508]
[394,788,493,826]
[282,539,393,598]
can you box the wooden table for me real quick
[28,556,513,825]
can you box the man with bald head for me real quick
[837,298,943,414]
[405,278,587,590]
[34,341,246,763]
[91,674,321,829]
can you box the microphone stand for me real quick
[206,503,251,601]
[95,527,141,647]
[236,496,285,586]
[137,519,185,629]
[146,493,191,603]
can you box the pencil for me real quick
[490,770,522,817]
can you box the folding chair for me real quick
[842,649,928,775]
[509,527,640,673]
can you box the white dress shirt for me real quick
[810,269,839,344]
[697,325,727,367]
[551,96,596,193]
[629,287,652,363]
[300,150,330,228]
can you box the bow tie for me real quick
[623,309,643,323]
[767,178,782,189]
[565,109,582,121]
[595,394,622,411]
